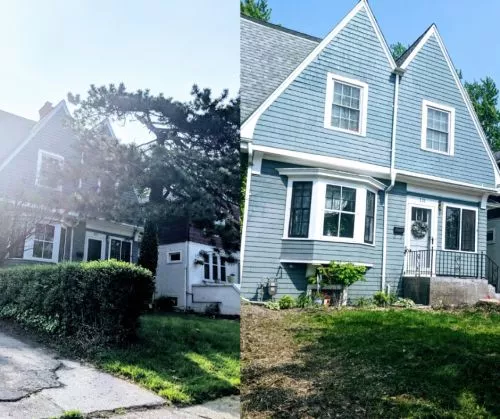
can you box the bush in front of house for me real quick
[0,260,154,347]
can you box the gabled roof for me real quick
[395,23,435,66]
[240,15,319,122]
[241,0,397,139]
[0,110,36,164]
[396,24,500,186]
[0,100,70,173]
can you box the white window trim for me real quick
[324,73,368,137]
[487,228,496,245]
[441,203,478,253]
[167,250,183,264]
[35,149,64,191]
[23,223,61,263]
[83,232,107,261]
[108,235,133,262]
[283,175,378,246]
[421,100,455,156]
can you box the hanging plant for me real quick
[411,221,428,239]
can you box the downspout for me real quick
[381,69,403,292]
[240,141,253,280]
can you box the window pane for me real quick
[45,225,55,241]
[212,254,219,281]
[364,191,375,244]
[445,207,460,250]
[289,182,312,238]
[487,230,494,242]
[203,254,210,279]
[461,209,476,251]
[35,224,45,240]
[42,242,53,259]
[342,187,356,212]
[340,213,355,238]
[426,107,450,152]
[325,185,341,210]
[121,241,132,262]
[221,257,226,281]
[33,241,43,258]
[323,212,339,237]
[110,239,121,259]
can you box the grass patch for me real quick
[241,305,500,418]
[90,313,240,405]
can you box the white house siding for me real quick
[156,241,239,312]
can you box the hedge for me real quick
[0,260,154,346]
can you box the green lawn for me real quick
[242,305,500,418]
[92,313,240,405]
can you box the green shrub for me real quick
[264,300,280,310]
[316,262,366,287]
[278,295,295,309]
[373,291,390,307]
[296,293,313,308]
[0,260,154,346]
[355,297,375,308]
[373,291,402,307]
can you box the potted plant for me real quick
[315,262,366,307]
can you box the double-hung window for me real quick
[36,150,64,190]
[288,182,312,238]
[421,101,455,155]
[324,73,368,136]
[444,206,476,252]
[323,185,356,238]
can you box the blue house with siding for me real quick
[0,100,141,266]
[240,1,500,304]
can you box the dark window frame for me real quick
[364,191,376,244]
[288,181,313,238]
[444,206,476,252]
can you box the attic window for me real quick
[324,73,368,136]
[421,100,455,155]
[36,150,64,190]
[168,251,182,263]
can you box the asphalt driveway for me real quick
[0,327,239,418]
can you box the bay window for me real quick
[281,168,383,245]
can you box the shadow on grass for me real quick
[93,313,240,405]
[244,308,500,418]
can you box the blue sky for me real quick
[0,0,239,143]
[268,0,499,85]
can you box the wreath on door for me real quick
[411,221,428,239]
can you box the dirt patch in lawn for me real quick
[241,304,500,418]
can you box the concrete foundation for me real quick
[404,276,494,306]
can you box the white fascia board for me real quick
[400,25,500,188]
[397,169,497,194]
[241,1,396,140]
[277,167,386,190]
[252,144,391,178]
[0,100,70,173]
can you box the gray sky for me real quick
[0,0,239,143]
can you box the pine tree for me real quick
[240,0,272,21]
[138,219,159,276]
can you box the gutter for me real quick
[381,69,403,292]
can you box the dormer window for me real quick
[324,73,368,136]
[36,150,64,190]
[421,100,455,155]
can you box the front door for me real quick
[405,198,438,276]
[84,232,106,261]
